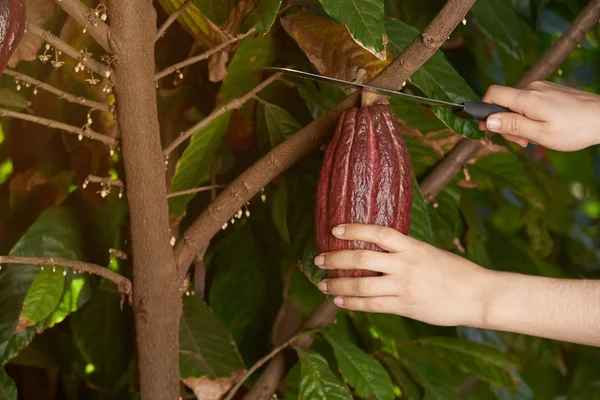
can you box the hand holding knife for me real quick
[264,67,512,121]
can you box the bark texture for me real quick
[108,1,181,399]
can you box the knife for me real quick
[264,67,511,121]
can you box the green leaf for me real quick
[299,236,327,287]
[19,268,65,327]
[418,337,518,388]
[0,206,85,364]
[409,176,435,245]
[485,226,564,278]
[467,151,534,197]
[297,348,353,400]
[289,265,326,317]
[461,194,492,268]
[428,184,462,249]
[322,328,395,400]
[208,224,268,357]
[403,136,441,178]
[168,112,231,218]
[242,0,282,32]
[379,355,422,400]
[179,295,245,378]
[0,369,16,400]
[348,312,411,359]
[269,183,291,247]
[295,80,347,120]
[318,0,387,59]
[264,102,302,147]
[0,88,30,111]
[217,34,277,102]
[390,101,447,138]
[471,0,538,61]
[385,20,483,140]
[394,343,462,400]
[191,0,231,25]
[71,287,133,390]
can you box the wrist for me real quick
[476,270,523,331]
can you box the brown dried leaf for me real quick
[182,370,245,400]
[224,108,255,150]
[208,50,229,82]
[8,0,56,67]
[280,13,393,83]
[205,0,255,83]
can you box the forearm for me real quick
[479,271,600,346]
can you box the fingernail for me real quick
[332,226,345,236]
[318,281,328,292]
[334,296,344,306]
[314,255,324,266]
[486,117,501,131]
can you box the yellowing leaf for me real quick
[280,13,392,83]
[157,0,226,47]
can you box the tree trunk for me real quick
[108,1,182,399]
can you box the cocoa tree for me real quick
[0,0,599,399]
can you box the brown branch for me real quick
[0,255,132,299]
[163,72,280,156]
[53,0,111,53]
[4,69,112,113]
[154,28,256,81]
[223,329,319,400]
[419,0,600,201]
[0,108,118,147]
[166,184,227,199]
[242,300,339,400]
[173,0,477,275]
[155,0,193,42]
[108,1,180,398]
[26,22,112,79]
[84,175,125,198]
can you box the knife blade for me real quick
[264,67,511,121]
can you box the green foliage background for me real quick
[0,0,599,398]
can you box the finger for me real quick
[319,276,398,297]
[485,112,545,144]
[333,296,398,314]
[482,85,533,115]
[501,133,529,148]
[314,249,397,274]
[332,223,408,253]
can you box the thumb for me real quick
[485,112,543,145]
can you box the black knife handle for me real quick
[452,100,512,121]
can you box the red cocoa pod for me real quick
[0,0,26,75]
[315,103,413,278]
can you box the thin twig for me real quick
[223,329,319,400]
[0,255,132,300]
[0,108,118,147]
[163,72,280,156]
[53,0,111,53]
[155,28,256,81]
[166,184,227,199]
[84,175,125,198]
[4,69,112,113]
[419,0,600,201]
[26,22,112,80]
[155,0,193,42]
